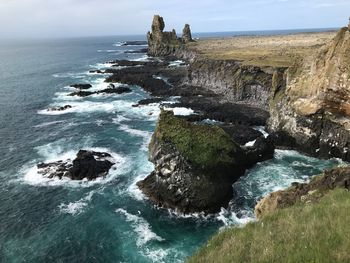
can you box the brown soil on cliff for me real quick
[187,31,336,67]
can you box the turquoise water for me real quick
[0,35,343,263]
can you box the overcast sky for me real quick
[0,0,349,39]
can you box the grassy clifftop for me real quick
[187,32,335,67]
[188,188,350,263]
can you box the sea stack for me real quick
[182,24,193,43]
[147,15,194,56]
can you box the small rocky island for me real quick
[137,110,274,213]
[37,150,115,180]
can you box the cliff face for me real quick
[186,59,284,109]
[268,27,350,161]
[147,15,193,57]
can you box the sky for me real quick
[0,0,349,39]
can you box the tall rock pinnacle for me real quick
[147,15,194,56]
[182,24,193,43]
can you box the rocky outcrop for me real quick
[48,105,72,112]
[37,150,115,180]
[68,86,131,97]
[70,84,92,90]
[137,110,274,213]
[182,24,193,43]
[147,15,194,57]
[255,166,350,219]
[268,26,350,161]
[186,59,283,109]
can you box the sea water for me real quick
[0,34,342,262]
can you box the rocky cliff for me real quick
[255,166,350,219]
[186,59,284,109]
[268,26,350,161]
[147,15,193,57]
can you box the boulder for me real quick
[37,150,115,180]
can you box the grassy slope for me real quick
[188,189,350,263]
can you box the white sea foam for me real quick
[130,55,150,62]
[116,208,164,246]
[52,72,86,79]
[253,126,269,138]
[113,42,125,47]
[245,140,256,147]
[164,107,194,116]
[168,60,185,67]
[59,191,95,215]
[97,49,121,53]
[34,120,65,128]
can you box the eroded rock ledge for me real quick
[255,166,350,219]
[137,110,274,213]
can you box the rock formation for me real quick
[182,24,193,43]
[255,166,350,219]
[147,15,193,56]
[268,24,350,161]
[137,110,274,213]
[37,150,115,180]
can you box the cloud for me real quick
[0,0,348,39]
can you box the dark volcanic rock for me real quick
[99,86,132,94]
[182,24,193,44]
[70,84,92,90]
[68,86,131,97]
[89,70,104,74]
[176,96,269,125]
[121,41,147,46]
[69,91,94,97]
[147,15,182,57]
[37,150,115,180]
[134,97,165,106]
[244,136,275,167]
[48,105,72,112]
[221,125,263,145]
[137,110,274,214]
[68,150,115,180]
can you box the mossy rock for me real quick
[153,110,244,170]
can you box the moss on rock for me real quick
[153,110,243,170]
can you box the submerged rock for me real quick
[70,84,92,90]
[137,110,275,213]
[255,166,350,219]
[48,105,72,112]
[121,41,147,46]
[37,150,115,180]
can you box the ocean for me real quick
[0,32,342,262]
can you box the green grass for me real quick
[188,189,350,263]
[153,110,243,170]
